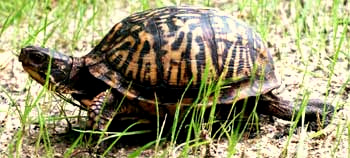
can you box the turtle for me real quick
[19,6,333,131]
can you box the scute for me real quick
[84,6,280,106]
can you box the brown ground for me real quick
[0,1,349,157]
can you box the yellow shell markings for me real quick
[191,24,214,83]
[83,6,277,105]
[124,35,143,81]
[158,19,178,85]
[160,27,185,86]
[101,23,124,51]
[183,9,259,84]
[212,16,250,82]
[107,34,135,64]
[210,16,232,80]
[163,17,206,86]
[106,27,158,85]
[137,31,157,85]
[219,37,235,79]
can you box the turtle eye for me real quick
[29,53,46,64]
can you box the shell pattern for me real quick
[85,6,275,88]
[81,6,279,106]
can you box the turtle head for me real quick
[19,46,79,94]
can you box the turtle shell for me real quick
[83,6,279,106]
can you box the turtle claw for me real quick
[87,91,109,131]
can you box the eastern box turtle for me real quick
[19,6,333,130]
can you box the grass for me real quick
[0,0,349,157]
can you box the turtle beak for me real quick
[19,46,49,85]
[19,45,76,94]
[19,48,26,62]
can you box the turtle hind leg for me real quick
[258,92,334,131]
[257,92,295,121]
[303,99,334,130]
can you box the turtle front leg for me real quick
[86,91,114,131]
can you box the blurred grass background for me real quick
[0,0,349,157]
